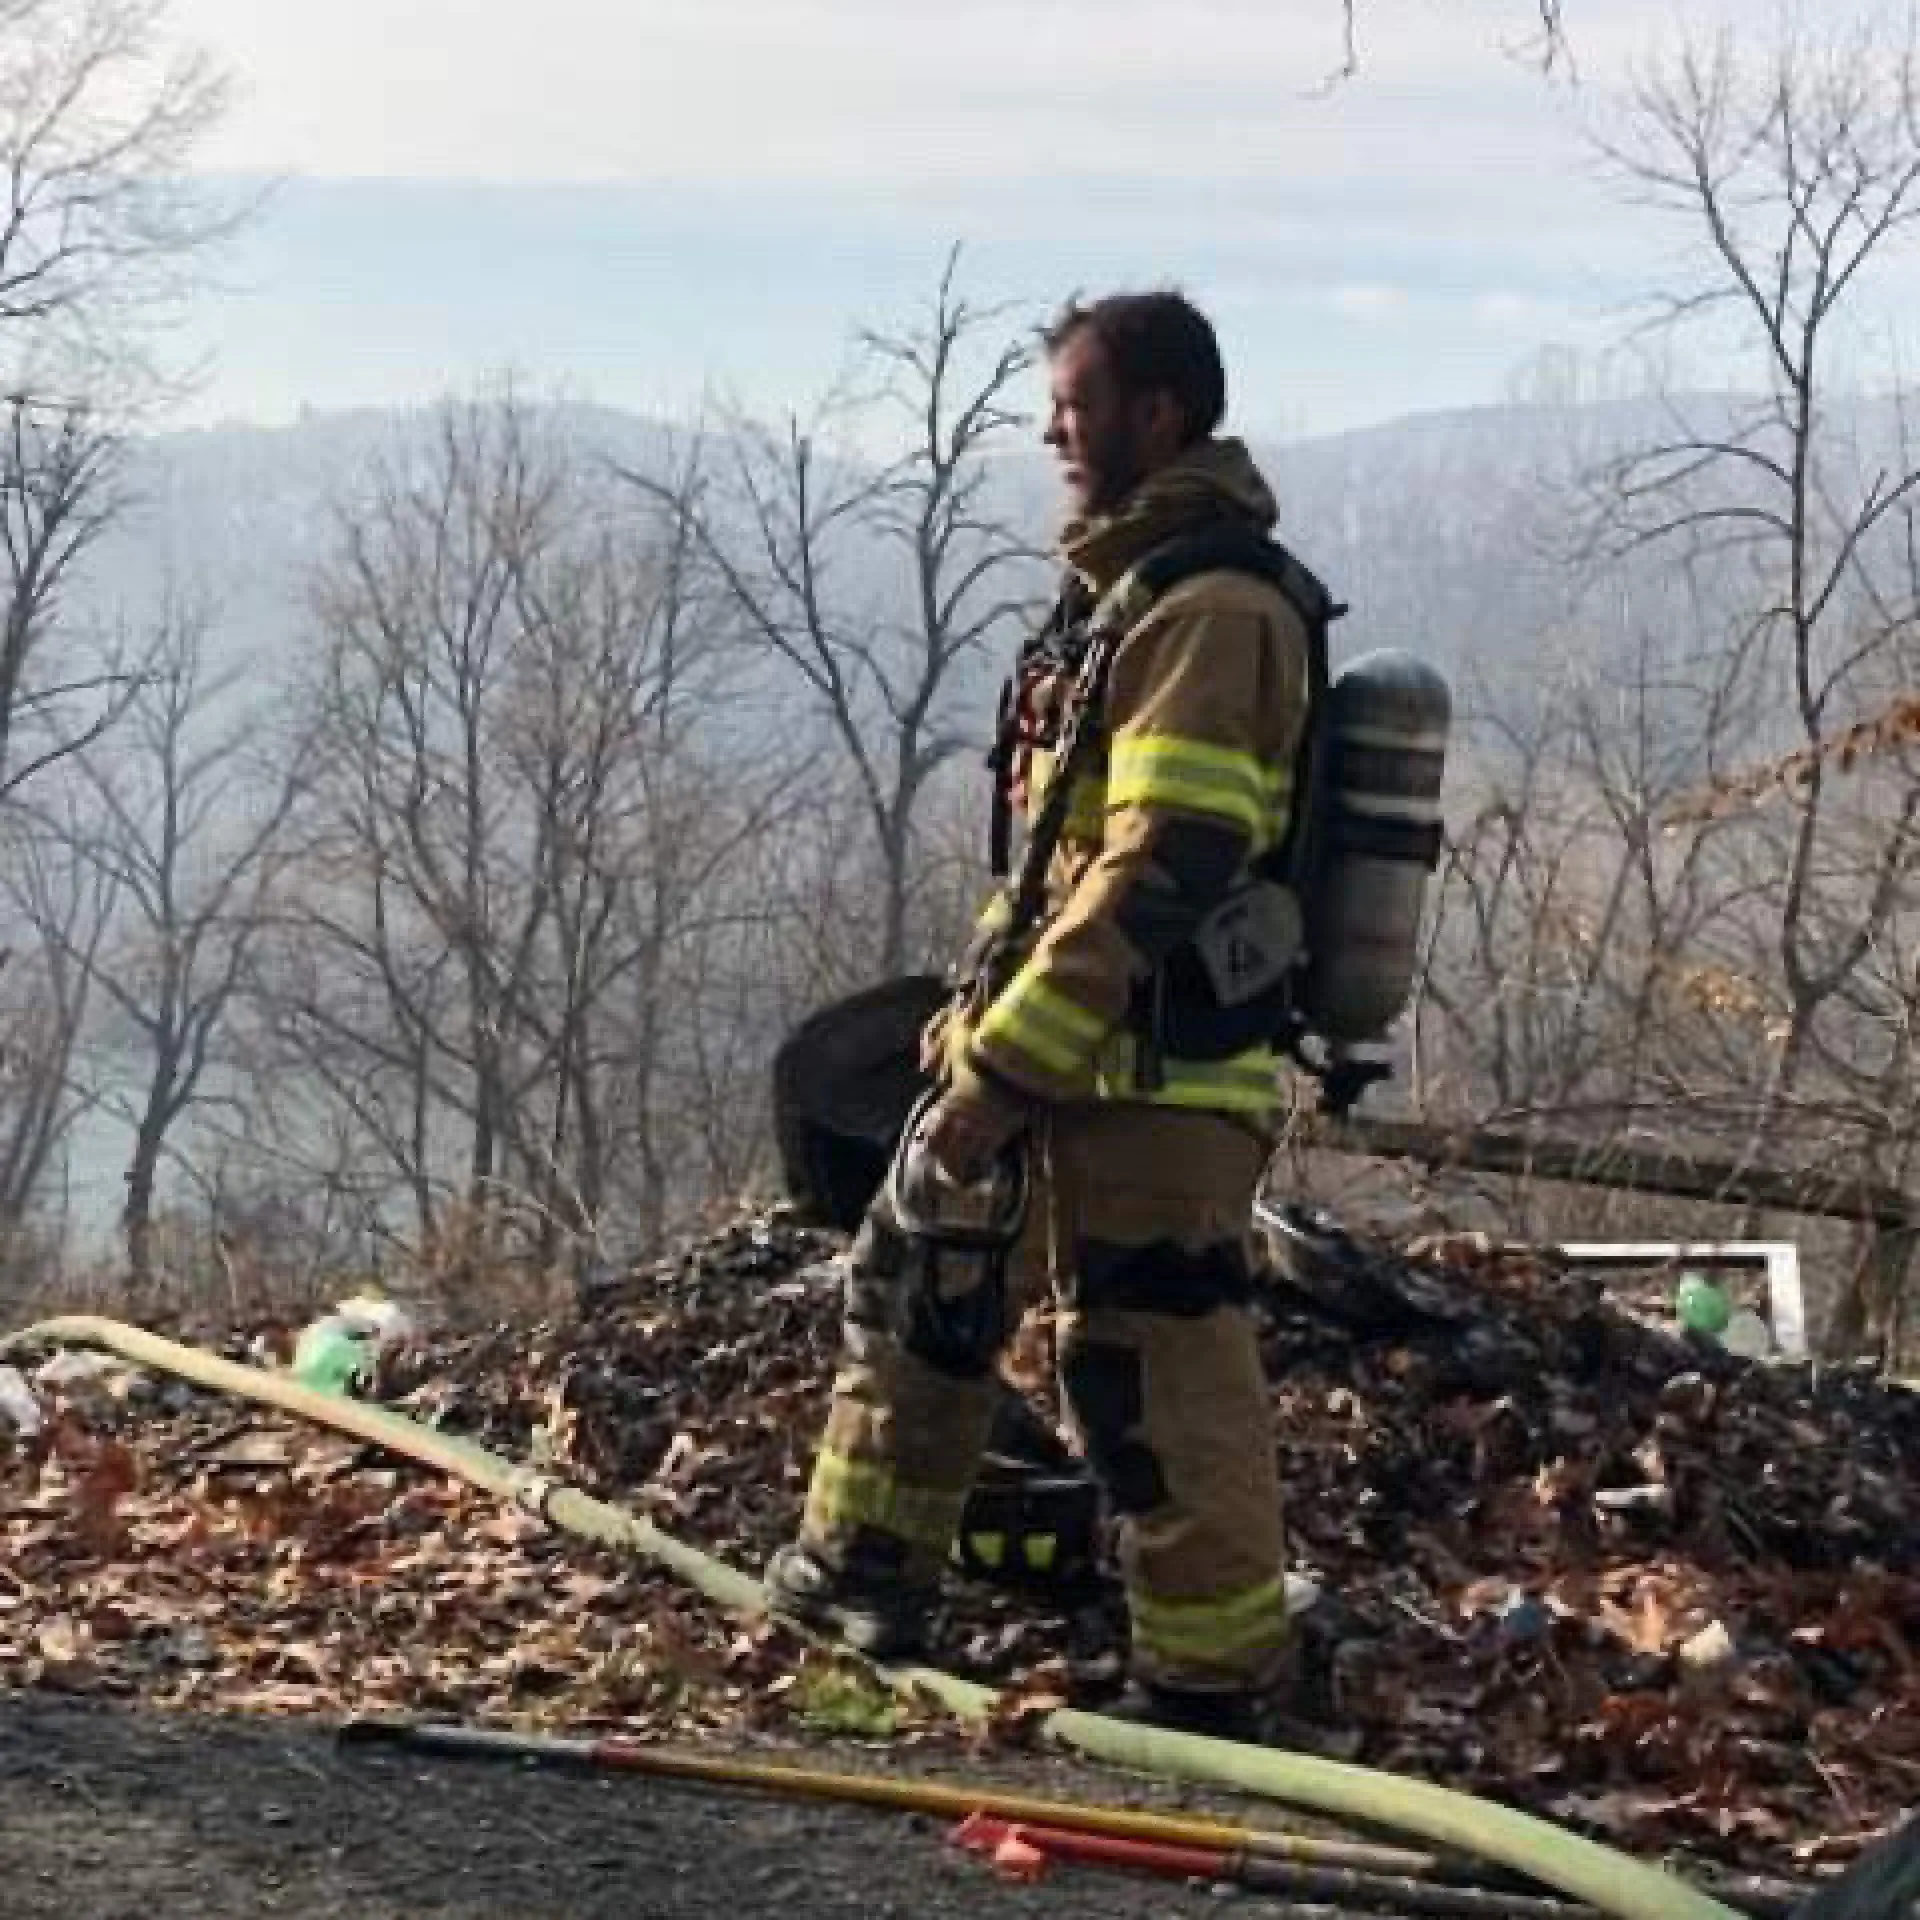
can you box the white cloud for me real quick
[1471,290,1574,332]
[170,0,1751,188]
[1327,283,1408,320]
[148,0,1804,430]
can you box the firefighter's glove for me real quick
[921,1059,1029,1184]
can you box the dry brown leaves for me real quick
[1663,692,1920,826]
[6,1211,1920,1879]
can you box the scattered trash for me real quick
[1677,1620,1737,1674]
[1720,1309,1773,1361]
[1591,1484,1675,1516]
[291,1295,418,1398]
[0,1365,41,1435]
[1675,1272,1731,1336]
[291,1315,373,1396]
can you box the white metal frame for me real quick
[1553,1240,1807,1359]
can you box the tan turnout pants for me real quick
[799,1101,1288,1695]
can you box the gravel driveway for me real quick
[0,1692,1416,1919]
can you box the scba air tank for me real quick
[1301,650,1451,1047]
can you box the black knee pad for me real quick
[901,1245,1009,1380]
[846,1202,1009,1380]
[1060,1339,1171,1514]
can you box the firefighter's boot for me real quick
[761,1541,932,1660]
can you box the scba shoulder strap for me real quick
[986,525,1344,894]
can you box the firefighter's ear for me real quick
[1137,386,1189,463]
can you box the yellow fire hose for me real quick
[0,1316,1742,1920]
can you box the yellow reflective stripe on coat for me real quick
[973,891,1013,937]
[1131,1575,1289,1664]
[808,1448,966,1554]
[977,967,1108,1079]
[1092,1037,1280,1114]
[1108,734,1290,842]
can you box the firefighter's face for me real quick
[1044,328,1181,517]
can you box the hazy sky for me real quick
[163,0,1801,439]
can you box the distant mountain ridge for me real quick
[69,392,1773,703]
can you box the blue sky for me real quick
[165,0,1812,439]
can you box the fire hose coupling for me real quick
[514,1473,561,1522]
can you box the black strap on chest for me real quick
[973,525,1343,1017]
[985,526,1343,885]
[987,581,1089,879]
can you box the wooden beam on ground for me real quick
[1316,1113,1917,1230]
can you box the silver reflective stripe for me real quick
[1338,723,1450,753]
[1336,789,1444,824]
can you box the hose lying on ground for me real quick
[0,1316,1742,1920]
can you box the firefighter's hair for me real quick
[1043,290,1227,446]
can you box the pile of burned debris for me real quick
[3,1206,1917,1880]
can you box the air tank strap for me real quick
[1326,813,1445,868]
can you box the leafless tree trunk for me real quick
[0,0,233,1250]
[45,601,312,1291]
[0,398,133,804]
[0,800,114,1224]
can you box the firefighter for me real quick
[767,291,1310,1741]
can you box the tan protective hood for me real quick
[1061,438,1280,596]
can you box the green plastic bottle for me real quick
[292,1317,370,1396]
[1675,1271,1731,1337]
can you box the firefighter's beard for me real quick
[1073,423,1152,518]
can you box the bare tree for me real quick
[45,601,310,1290]
[625,250,1043,981]
[0,0,229,356]
[0,0,234,812]
[0,0,233,1253]
[0,797,114,1229]
[0,396,136,804]
[1418,579,1775,1156]
[254,395,791,1276]
[278,399,569,1263]
[1588,23,1920,1238]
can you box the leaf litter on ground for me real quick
[5,1207,1920,1884]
